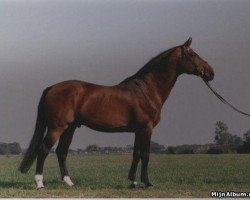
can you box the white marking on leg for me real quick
[132,181,137,185]
[63,176,74,186]
[35,174,44,189]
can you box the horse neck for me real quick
[135,51,181,107]
[144,65,178,105]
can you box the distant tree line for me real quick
[69,121,250,155]
[49,142,166,155]
[2,121,250,155]
[213,121,250,154]
[50,144,135,155]
[0,142,22,155]
[165,121,250,154]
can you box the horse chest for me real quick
[133,99,161,127]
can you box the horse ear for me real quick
[184,37,192,48]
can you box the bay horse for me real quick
[19,38,214,189]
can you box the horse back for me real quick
[44,80,134,130]
[44,80,160,131]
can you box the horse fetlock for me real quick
[132,181,138,185]
[35,174,44,189]
[128,171,136,181]
[144,182,153,188]
[129,181,138,189]
[141,176,153,187]
[63,176,74,186]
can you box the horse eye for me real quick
[189,53,196,57]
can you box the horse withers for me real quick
[19,38,214,189]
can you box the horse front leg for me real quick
[128,133,141,188]
[140,125,153,187]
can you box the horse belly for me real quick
[79,100,132,132]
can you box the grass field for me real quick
[0,154,249,198]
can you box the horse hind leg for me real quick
[35,127,64,189]
[56,123,77,187]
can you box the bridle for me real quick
[181,46,250,117]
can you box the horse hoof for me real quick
[129,181,137,189]
[37,186,45,190]
[63,176,74,187]
[144,183,153,188]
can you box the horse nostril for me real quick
[208,72,214,81]
[211,71,215,79]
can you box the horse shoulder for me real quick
[130,90,161,128]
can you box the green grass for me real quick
[0,154,250,197]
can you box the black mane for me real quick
[120,46,178,84]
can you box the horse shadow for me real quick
[0,180,34,189]
[0,178,69,190]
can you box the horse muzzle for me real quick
[202,71,214,81]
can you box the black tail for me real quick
[19,87,51,173]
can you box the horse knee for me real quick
[133,150,140,159]
[56,146,61,156]
[140,151,150,160]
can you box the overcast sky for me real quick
[0,0,250,149]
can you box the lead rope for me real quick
[203,78,250,117]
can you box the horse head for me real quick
[180,37,214,81]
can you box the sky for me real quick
[0,0,250,149]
